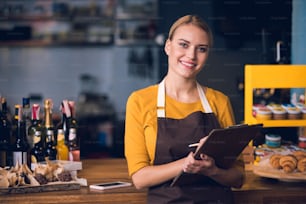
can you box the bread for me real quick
[279,155,297,173]
[269,154,282,169]
[292,150,306,161]
[297,157,306,172]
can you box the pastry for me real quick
[269,154,282,169]
[279,154,297,173]
[292,150,306,161]
[297,157,306,172]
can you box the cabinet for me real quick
[114,0,158,46]
[244,64,306,127]
[0,0,159,46]
[0,0,115,46]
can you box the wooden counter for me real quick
[1,159,306,204]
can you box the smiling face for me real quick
[164,23,210,80]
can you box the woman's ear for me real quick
[164,39,170,56]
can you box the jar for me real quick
[267,103,282,110]
[298,136,306,149]
[296,103,306,110]
[287,107,302,119]
[265,134,281,148]
[252,104,266,117]
[272,108,287,120]
[256,108,272,120]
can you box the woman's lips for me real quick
[180,60,196,68]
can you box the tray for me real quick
[253,157,306,182]
[0,181,80,195]
[31,160,82,171]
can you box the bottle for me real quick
[56,100,69,145]
[0,97,12,167]
[56,129,69,160]
[68,101,77,132]
[11,104,29,166]
[56,100,71,145]
[30,130,45,163]
[43,98,54,144]
[27,104,43,167]
[22,97,31,143]
[43,99,54,158]
[28,104,42,151]
[45,129,57,160]
[68,101,80,161]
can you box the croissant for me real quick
[269,154,282,169]
[292,150,306,161]
[279,155,297,173]
[297,157,306,172]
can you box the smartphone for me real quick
[89,181,132,190]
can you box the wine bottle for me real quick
[0,97,12,167]
[68,101,80,161]
[28,104,42,150]
[22,97,31,143]
[45,129,57,160]
[30,130,45,163]
[62,100,71,145]
[56,100,68,145]
[56,129,69,160]
[42,99,54,155]
[11,104,29,166]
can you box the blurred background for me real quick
[0,0,305,158]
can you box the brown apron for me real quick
[147,80,234,204]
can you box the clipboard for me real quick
[170,123,263,187]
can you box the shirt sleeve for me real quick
[207,88,236,128]
[124,92,151,176]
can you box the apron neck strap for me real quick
[197,82,213,113]
[157,79,213,117]
[157,79,166,117]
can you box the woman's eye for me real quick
[198,47,208,53]
[179,42,188,48]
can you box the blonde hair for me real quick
[168,15,213,47]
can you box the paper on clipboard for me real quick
[170,123,263,187]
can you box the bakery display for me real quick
[0,159,74,188]
[269,154,282,169]
[253,149,306,182]
[279,155,297,173]
[269,151,306,173]
[297,158,306,172]
[0,163,40,188]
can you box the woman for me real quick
[124,14,245,204]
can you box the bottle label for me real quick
[69,131,76,141]
[13,151,27,166]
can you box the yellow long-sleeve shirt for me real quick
[124,84,237,176]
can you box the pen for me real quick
[188,143,199,148]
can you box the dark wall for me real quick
[156,0,292,123]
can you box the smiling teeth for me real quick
[181,61,195,67]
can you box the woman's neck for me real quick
[164,76,199,103]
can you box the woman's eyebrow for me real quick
[177,39,208,47]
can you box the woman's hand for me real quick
[182,152,218,176]
[183,136,218,176]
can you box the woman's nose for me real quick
[186,47,196,59]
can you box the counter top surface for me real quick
[1,159,306,204]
